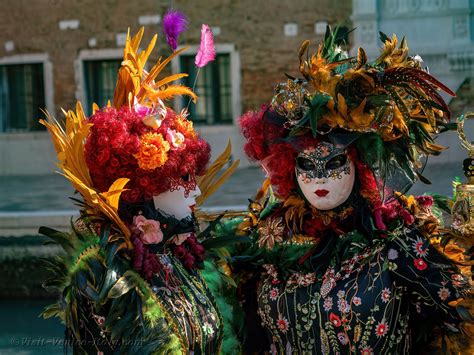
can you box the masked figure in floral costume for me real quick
[39,28,239,354]
[232,30,472,353]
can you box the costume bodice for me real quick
[149,254,223,353]
[255,228,466,354]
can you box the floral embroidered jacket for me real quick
[256,227,467,354]
[228,197,471,354]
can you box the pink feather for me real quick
[195,24,216,68]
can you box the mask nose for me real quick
[314,177,327,185]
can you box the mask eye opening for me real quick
[182,173,191,182]
[296,156,316,171]
[325,154,348,170]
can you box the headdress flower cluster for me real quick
[83,29,210,203]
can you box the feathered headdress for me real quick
[40,28,238,249]
[268,27,456,196]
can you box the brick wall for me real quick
[0,0,352,114]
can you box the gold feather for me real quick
[196,140,240,206]
[299,40,310,66]
[356,47,367,69]
[197,141,234,194]
[100,178,130,210]
[113,29,196,108]
[40,106,132,246]
[145,85,197,103]
[153,73,189,88]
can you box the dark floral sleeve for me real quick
[386,228,470,331]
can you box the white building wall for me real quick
[351,0,474,164]
[0,53,56,175]
[0,132,56,175]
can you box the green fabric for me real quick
[40,224,180,354]
[201,260,241,354]
[41,216,247,354]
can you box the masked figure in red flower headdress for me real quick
[39,28,239,354]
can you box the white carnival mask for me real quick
[152,175,201,220]
[295,142,355,210]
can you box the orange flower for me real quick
[133,132,170,170]
[346,98,375,131]
[318,97,346,129]
[175,114,196,137]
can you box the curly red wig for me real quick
[85,106,210,203]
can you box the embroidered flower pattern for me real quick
[257,227,467,353]
[202,322,214,336]
[288,272,317,287]
[269,288,279,301]
[277,316,289,332]
[438,287,451,301]
[323,297,333,311]
[414,258,428,271]
[413,236,429,258]
[337,332,349,345]
[352,297,362,306]
[329,313,341,327]
[381,288,391,303]
[387,248,398,260]
[257,217,285,249]
[375,320,389,338]
[338,298,350,313]
[263,264,279,281]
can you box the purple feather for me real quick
[163,10,188,51]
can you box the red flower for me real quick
[84,106,210,203]
[109,157,120,167]
[139,176,151,187]
[414,258,428,271]
[416,195,433,207]
[277,317,289,333]
[329,312,341,327]
[375,321,389,337]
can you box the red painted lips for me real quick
[315,189,329,197]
